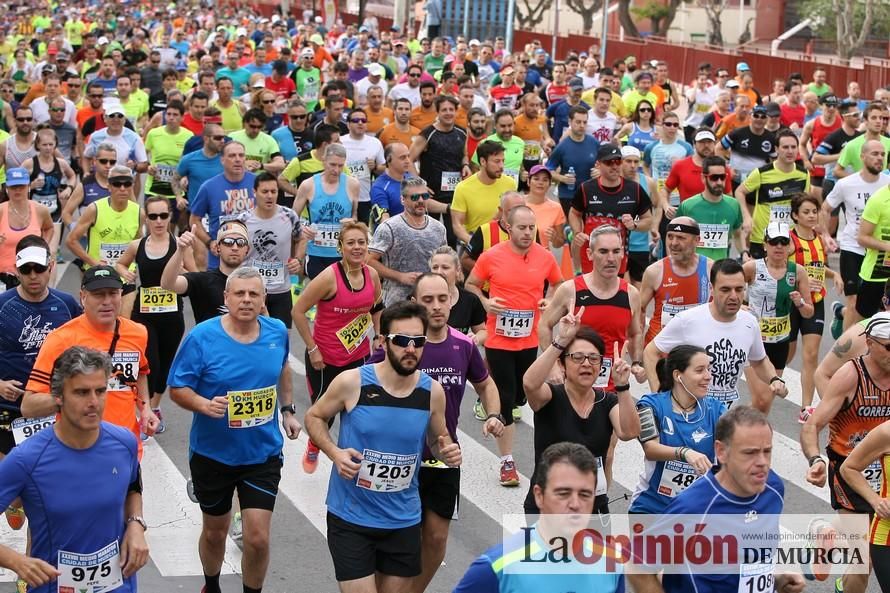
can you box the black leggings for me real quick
[872,543,890,592]
[304,350,365,405]
[133,313,185,396]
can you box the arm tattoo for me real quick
[831,338,852,358]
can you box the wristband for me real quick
[614,383,630,392]
[808,455,826,468]
[551,340,567,351]
[307,345,319,355]
[280,404,296,415]
[631,360,644,368]
[486,413,506,424]
[770,375,785,385]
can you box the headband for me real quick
[666,223,700,236]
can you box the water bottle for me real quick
[566,166,575,191]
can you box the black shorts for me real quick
[419,465,460,521]
[188,452,282,516]
[827,449,875,513]
[855,279,887,319]
[326,512,422,581]
[627,250,649,283]
[839,250,865,297]
[789,300,825,340]
[822,180,836,199]
[810,175,824,188]
[750,242,766,260]
[485,347,538,425]
[306,255,340,280]
[764,340,790,371]
[0,427,14,456]
[265,290,293,328]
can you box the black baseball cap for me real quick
[597,144,622,161]
[81,265,124,291]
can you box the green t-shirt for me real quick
[423,54,445,76]
[622,89,658,115]
[741,162,810,245]
[144,126,193,195]
[677,193,743,261]
[807,82,831,98]
[859,185,890,282]
[294,67,322,111]
[229,130,281,165]
[837,134,890,174]
[472,134,525,185]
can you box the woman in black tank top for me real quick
[522,314,641,515]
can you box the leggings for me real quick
[872,543,890,591]
[133,312,185,395]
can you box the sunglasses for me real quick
[566,352,602,365]
[290,113,308,120]
[18,263,48,275]
[68,83,82,88]
[97,158,116,165]
[662,121,680,128]
[386,333,427,348]
[600,159,622,167]
[406,192,432,201]
[868,336,890,352]
[752,113,767,119]
[15,117,32,122]
[89,94,105,99]
[706,174,726,182]
[49,107,65,112]
[262,99,276,104]
[107,113,125,118]
[638,107,652,113]
[219,237,248,247]
[110,179,133,188]
[349,118,367,124]
[846,112,862,118]
[147,212,171,221]
[408,73,421,78]
[766,238,790,246]
[210,135,226,141]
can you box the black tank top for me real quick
[132,233,183,318]
[418,125,467,202]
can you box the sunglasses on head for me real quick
[110,179,133,188]
[386,334,427,348]
[18,263,48,275]
[147,212,171,221]
[219,237,248,247]
[766,237,790,246]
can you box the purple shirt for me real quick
[348,67,369,83]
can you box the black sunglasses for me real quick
[407,192,431,201]
[766,237,790,246]
[290,114,308,120]
[219,237,248,247]
[110,179,133,188]
[386,334,427,348]
[15,117,32,122]
[97,158,116,165]
[18,263,48,275]
[752,113,767,119]
[147,212,171,220]
[868,336,890,352]
[706,174,726,182]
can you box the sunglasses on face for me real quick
[262,99,276,104]
[290,113,307,120]
[349,117,367,124]
[89,94,105,99]
[706,174,726,182]
[219,237,248,247]
[847,112,862,118]
[638,107,653,113]
[97,158,116,165]
[107,113,125,119]
[210,135,226,141]
[766,237,790,246]
[110,179,133,188]
[662,121,680,128]
[386,333,427,348]
[408,73,421,78]
[147,212,171,221]
[15,117,32,122]
[49,107,65,112]
[566,352,602,365]
[752,113,767,119]
[868,336,890,352]
[18,263,48,275]
[407,192,431,201]
[600,159,622,167]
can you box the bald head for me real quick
[498,191,526,222]
[861,139,887,176]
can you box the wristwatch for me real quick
[280,404,297,415]
[770,376,786,385]
[486,413,506,425]
[127,515,148,531]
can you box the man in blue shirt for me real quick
[370,142,412,224]
[546,104,600,214]
[0,346,147,593]
[453,442,624,593]
[545,77,589,143]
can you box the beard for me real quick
[386,343,418,376]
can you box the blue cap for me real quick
[6,167,29,187]
[736,61,750,71]
[175,59,188,71]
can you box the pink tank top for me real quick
[0,201,41,274]
[313,262,376,366]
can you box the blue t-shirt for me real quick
[546,134,600,200]
[167,316,288,466]
[545,99,590,144]
[629,391,725,514]
[176,150,223,202]
[629,172,653,251]
[244,63,273,77]
[644,140,693,186]
[0,288,80,412]
[190,172,256,268]
[453,523,625,593]
[215,67,251,97]
[370,172,404,217]
[0,423,139,593]
[659,470,784,593]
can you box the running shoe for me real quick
[830,300,844,340]
[16,578,26,593]
[140,431,149,442]
[473,398,486,421]
[512,406,522,422]
[186,478,199,503]
[231,511,242,541]
[500,460,520,487]
[5,506,24,530]
[154,408,166,434]
[302,440,320,474]
[835,576,843,592]
[798,406,815,425]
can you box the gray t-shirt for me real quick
[369,214,446,305]
[237,206,302,294]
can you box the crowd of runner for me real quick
[2,2,890,592]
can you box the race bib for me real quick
[99,243,128,265]
[154,164,175,183]
[336,313,372,354]
[657,460,699,498]
[255,260,285,286]
[227,385,276,429]
[34,193,58,213]
[495,309,534,338]
[523,141,542,161]
[11,415,55,445]
[304,84,319,102]
[505,169,520,185]
[708,389,739,404]
[346,160,370,180]
[657,179,680,207]
[662,303,693,324]
[594,456,607,496]
[805,263,825,294]
[759,315,791,343]
[357,448,417,492]
[440,171,461,192]
[864,460,883,493]
[769,204,792,224]
[738,562,774,593]
[313,223,340,248]
[698,223,730,249]
[594,356,612,388]
[108,351,139,392]
[139,286,177,313]
[57,540,123,593]
[695,102,711,113]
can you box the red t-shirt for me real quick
[546,83,569,106]
[489,84,522,111]
[182,113,204,136]
[665,156,734,201]
[265,76,296,100]
[780,103,805,128]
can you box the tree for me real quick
[564,0,603,35]
[515,0,554,30]
[630,0,689,37]
[799,0,890,60]
[697,0,728,46]
[617,0,642,39]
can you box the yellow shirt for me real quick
[452,173,518,235]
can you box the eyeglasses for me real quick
[147,212,171,221]
[15,117,32,122]
[18,263,48,275]
[706,174,726,182]
[97,158,116,165]
[407,192,431,201]
[752,113,767,119]
[386,333,427,348]
[662,121,680,128]
[219,237,248,247]
[349,117,367,124]
[262,99,276,104]
[106,113,125,118]
[566,352,602,365]
[290,113,308,120]
[110,179,133,188]
[49,107,65,112]
[766,237,790,246]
